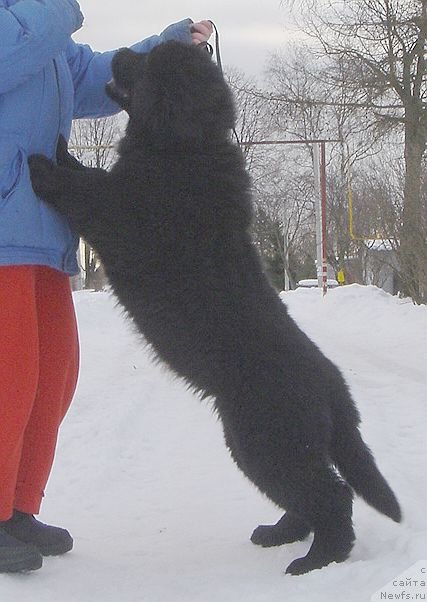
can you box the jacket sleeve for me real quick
[0,0,83,94]
[68,18,193,119]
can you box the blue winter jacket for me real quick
[0,0,193,275]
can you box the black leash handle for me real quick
[199,20,241,147]
[210,21,241,146]
[197,21,222,72]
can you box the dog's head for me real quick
[106,41,236,145]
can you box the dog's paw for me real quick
[28,154,58,201]
[251,522,311,547]
[285,549,349,576]
[251,512,311,547]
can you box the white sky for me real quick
[73,0,299,78]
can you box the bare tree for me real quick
[263,49,361,281]
[70,115,121,169]
[226,68,274,168]
[280,0,427,302]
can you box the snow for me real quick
[1,284,426,601]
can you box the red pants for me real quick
[0,266,79,520]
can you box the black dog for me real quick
[29,41,401,575]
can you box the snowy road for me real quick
[1,285,426,601]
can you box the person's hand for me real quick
[191,20,213,45]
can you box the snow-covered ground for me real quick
[1,284,426,601]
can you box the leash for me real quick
[207,21,223,73]
[200,21,241,147]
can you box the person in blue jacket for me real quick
[0,0,212,573]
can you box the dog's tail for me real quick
[331,425,402,523]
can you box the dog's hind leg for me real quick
[251,511,311,547]
[222,419,354,573]
[283,464,355,575]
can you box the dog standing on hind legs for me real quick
[28,40,401,575]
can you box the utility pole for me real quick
[283,199,290,291]
[313,142,328,296]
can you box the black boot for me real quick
[1,511,73,556]
[0,526,43,572]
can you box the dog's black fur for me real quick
[29,41,401,575]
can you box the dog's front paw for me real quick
[28,154,58,201]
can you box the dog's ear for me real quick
[106,48,147,111]
[131,42,236,144]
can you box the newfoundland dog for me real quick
[28,41,401,575]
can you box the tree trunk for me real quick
[399,109,427,303]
